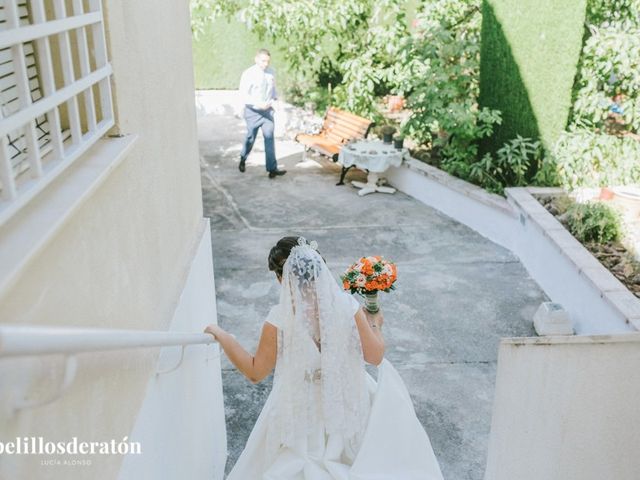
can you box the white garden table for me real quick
[338,140,408,196]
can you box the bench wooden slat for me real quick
[326,107,372,125]
[325,113,371,133]
[324,129,364,145]
[325,108,370,122]
[326,123,367,142]
[325,122,368,140]
[295,106,374,175]
[325,125,369,140]
[325,113,369,129]
[295,133,341,156]
[325,132,347,145]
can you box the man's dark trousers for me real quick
[240,105,277,172]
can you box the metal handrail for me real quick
[0,324,217,357]
[0,324,220,412]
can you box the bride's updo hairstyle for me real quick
[268,236,324,280]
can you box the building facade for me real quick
[0,1,226,478]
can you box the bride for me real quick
[204,236,444,479]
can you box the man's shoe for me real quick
[239,158,246,173]
[268,169,287,179]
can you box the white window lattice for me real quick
[0,0,114,225]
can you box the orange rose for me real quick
[361,260,374,276]
[390,264,398,281]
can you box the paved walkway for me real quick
[197,91,546,480]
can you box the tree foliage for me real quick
[401,0,501,150]
[551,129,640,190]
[190,0,240,39]
[191,0,640,193]
[191,0,409,120]
[571,0,640,133]
[551,0,640,190]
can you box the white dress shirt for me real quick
[239,64,278,108]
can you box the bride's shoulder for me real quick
[264,303,282,328]
[343,292,362,316]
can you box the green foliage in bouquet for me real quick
[341,256,397,295]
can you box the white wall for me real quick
[484,333,640,480]
[386,159,517,251]
[507,205,633,334]
[0,0,223,478]
[386,161,635,334]
[118,220,226,480]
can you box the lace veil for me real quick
[265,237,371,455]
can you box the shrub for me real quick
[401,0,502,166]
[463,136,552,194]
[540,0,640,192]
[571,24,640,133]
[565,201,623,244]
[585,0,640,28]
[285,82,332,113]
[551,129,640,190]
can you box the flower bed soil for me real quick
[536,194,640,299]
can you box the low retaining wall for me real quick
[386,159,638,334]
[485,333,640,480]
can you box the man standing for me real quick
[238,49,286,178]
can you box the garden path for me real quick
[197,91,546,480]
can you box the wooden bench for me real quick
[295,107,374,185]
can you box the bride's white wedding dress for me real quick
[227,340,444,479]
[226,240,444,480]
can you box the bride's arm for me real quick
[204,323,277,384]
[354,308,385,366]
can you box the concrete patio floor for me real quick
[197,91,547,480]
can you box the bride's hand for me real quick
[364,309,384,329]
[204,324,225,341]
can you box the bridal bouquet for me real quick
[341,256,397,313]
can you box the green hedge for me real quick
[478,0,587,153]
[192,18,290,90]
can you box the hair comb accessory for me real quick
[295,236,319,251]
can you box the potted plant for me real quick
[380,125,396,144]
[393,135,405,149]
[387,95,405,113]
